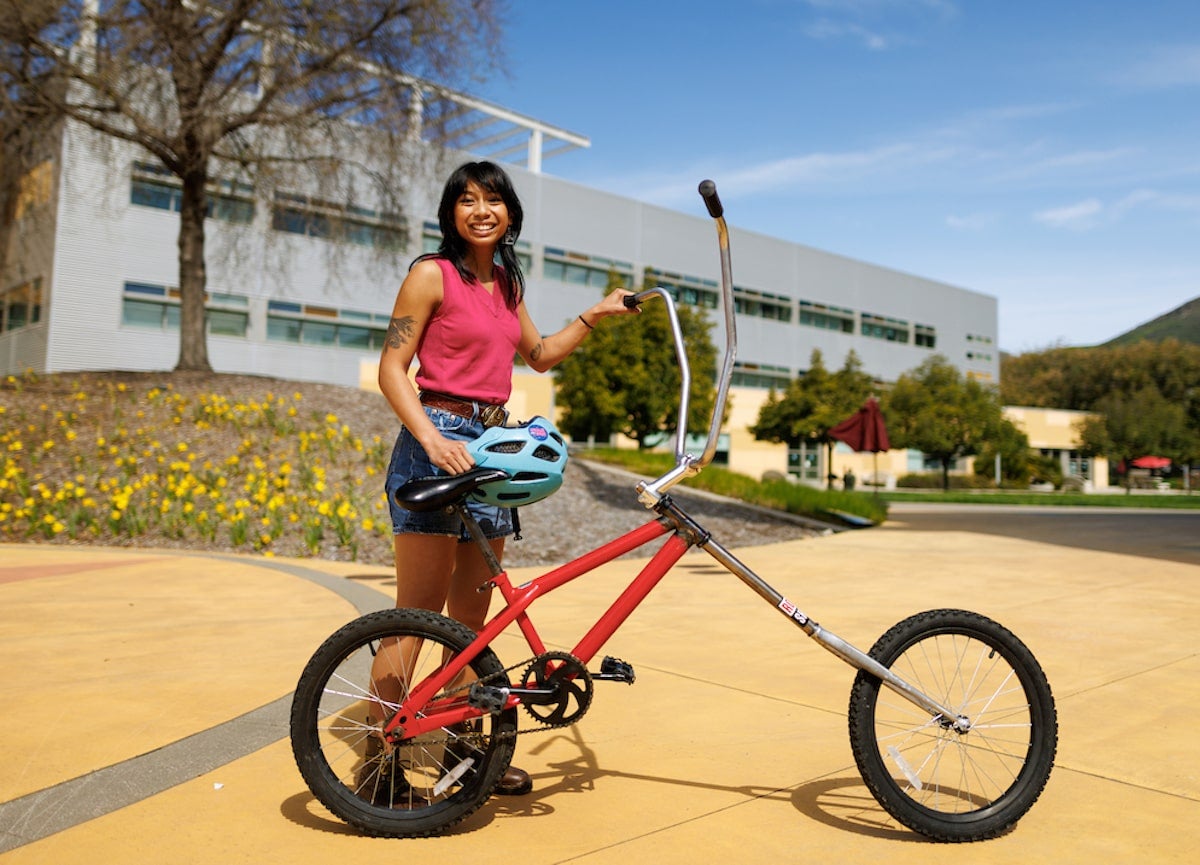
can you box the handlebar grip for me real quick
[623,294,642,309]
[698,180,723,218]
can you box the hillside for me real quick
[0,370,813,569]
[1104,295,1200,347]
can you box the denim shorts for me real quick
[385,407,514,541]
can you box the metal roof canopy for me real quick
[73,1,590,176]
[406,79,589,174]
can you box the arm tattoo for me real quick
[385,315,417,350]
[530,340,544,362]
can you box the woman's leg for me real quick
[366,533,458,729]
[444,536,531,795]
[445,537,506,631]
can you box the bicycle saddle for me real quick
[392,467,510,513]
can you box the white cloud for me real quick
[1119,44,1200,89]
[1033,199,1104,231]
[797,0,957,50]
[946,212,995,231]
[804,19,892,50]
[598,140,960,207]
[1032,189,1200,232]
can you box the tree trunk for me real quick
[941,458,951,491]
[175,163,211,372]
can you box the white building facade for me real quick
[3,108,999,481]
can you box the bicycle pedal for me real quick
[595,656,636,684]
[467,682,510,714]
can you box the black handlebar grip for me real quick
[623,294,642,309]
[698,180,723,218]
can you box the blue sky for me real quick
[474,0,1200,354]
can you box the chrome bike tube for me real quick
[636,181,736,506]
[701,535,969,729]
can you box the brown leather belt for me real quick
[419,391,509,428]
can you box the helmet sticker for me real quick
[528,424,549,441]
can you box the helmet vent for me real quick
[532,445,561,462]
[486,441,525,454]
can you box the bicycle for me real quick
[289,181,1057,842]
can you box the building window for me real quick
[545,247,633,290]
[734,287,793,322]
[731,361,792,389]
[644,267,719,309]
[0,278,43,333]
[914,323,937,348]
[861,312,910,343]
[130,161,255,223]
[271,192,407,250]
[798,300,854,333]
[787,443,822,482]
[121,282,248,336]
[266,301,390,350]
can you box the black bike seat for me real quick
[392,467,510,513]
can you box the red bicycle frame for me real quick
[383,517,687,740]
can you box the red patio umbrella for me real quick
[830,397,891,453]
[829,397,891,491]
[1131,455,1171,469]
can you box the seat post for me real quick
[453,503,505,579]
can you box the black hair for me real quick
[416,160,525,308]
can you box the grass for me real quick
[576,447,890,526]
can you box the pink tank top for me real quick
[415,258,521,404]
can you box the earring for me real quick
[502,228,516,246]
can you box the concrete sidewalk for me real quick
[1,518,1197,863]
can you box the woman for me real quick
[373,161,635,799]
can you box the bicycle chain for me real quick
[424,653,589,744]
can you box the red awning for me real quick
[1131,455,1171,469]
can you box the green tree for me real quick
[887,355,1010,491]
[971,418,1033,487]
[556,279,719,448]
[750,348,875,488]
[1076,386,1199,492]
[0,0,503,371]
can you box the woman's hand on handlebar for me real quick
[587,289,641,322]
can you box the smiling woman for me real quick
[370,160,640,799]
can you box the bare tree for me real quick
[0,0,505,370]
[1,8,62,279]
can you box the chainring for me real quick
[520,651,594,727]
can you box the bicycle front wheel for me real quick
[289,608,517,838]
[847,609,1056,842]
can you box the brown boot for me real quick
[495,764,533,796]
[357,735,429,809]
[444,721,533,796]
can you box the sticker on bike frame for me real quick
[778,598,809,625]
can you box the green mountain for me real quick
[1104,296,1200,347]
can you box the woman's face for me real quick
[453,180,510,250]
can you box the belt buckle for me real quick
[479,403,508,428]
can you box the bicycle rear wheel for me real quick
[289,608,516,837]
[847,609,1056,842]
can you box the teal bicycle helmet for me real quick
[467,416,568,506]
